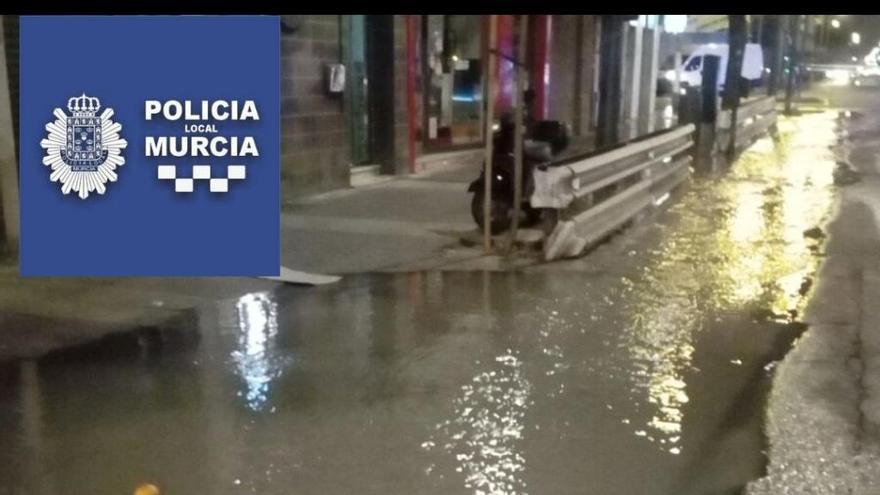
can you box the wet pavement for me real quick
[0,110,840,494]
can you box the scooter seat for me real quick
[524,140,552,161]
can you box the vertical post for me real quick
[597,15,623,148]
[0,17,19,255]
[482,15,497,253]
[405,16,418,174]
[700,55,721,172]
[724,15,747,160]
[644,19,661,133]
[672,51,682,108]
[769,15,787,96]
[797,16,806,96]
[627,21,643,139]
[509,15,527,252]
[784,15,799,115]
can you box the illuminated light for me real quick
[826,69,852,85]
[663,69,677,81]
[654,192,671,206]
[663,15,688,34]
[852,32,861,45]
[831,19,841,28]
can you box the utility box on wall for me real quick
[326,63,345,94]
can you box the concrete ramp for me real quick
[261,266,341,285]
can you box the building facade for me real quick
[281,15,608,201]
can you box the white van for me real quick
[663,43,765,90]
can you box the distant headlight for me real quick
[663,70,677,81]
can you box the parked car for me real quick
[853,65,880,87]
[659,43,765,94]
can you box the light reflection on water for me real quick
[619,111,838,451]
[423,351,532,495]
[231,292,288,412]
[421,110,840,487]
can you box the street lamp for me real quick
[831,19,841,29]
[852,32,861,45]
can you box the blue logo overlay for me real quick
[20,16,281,276]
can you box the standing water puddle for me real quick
[0,111,838,495]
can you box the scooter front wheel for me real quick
[471,190,513,235]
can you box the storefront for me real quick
[420,15,486,151]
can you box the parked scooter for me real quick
[468,96,570,234]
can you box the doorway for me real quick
[348,15,396,174]
[348,15,370,166]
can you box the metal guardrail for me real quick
[531,124,695,260]
[717,95,777,154]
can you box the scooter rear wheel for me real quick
[471,190,513,235]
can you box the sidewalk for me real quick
[747,87,880,494]
[280,152,550,274]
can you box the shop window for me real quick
[422,15,484,149]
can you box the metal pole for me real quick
[509,15,528,253]
[482,15,497,253]
[724,15,747,160]
[785,15,799,115]
[672,51,682,107]
[627,21,643,139]
[645,19,661,133]
[769,15,786,96]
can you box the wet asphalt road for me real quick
[0,110,840,495]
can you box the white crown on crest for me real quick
[67,93,101,117]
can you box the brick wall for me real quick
[280,15,350,201]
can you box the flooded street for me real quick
[0,111,840,494]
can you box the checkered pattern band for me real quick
[157,164,246,193]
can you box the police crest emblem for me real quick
[40,94,127,199]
